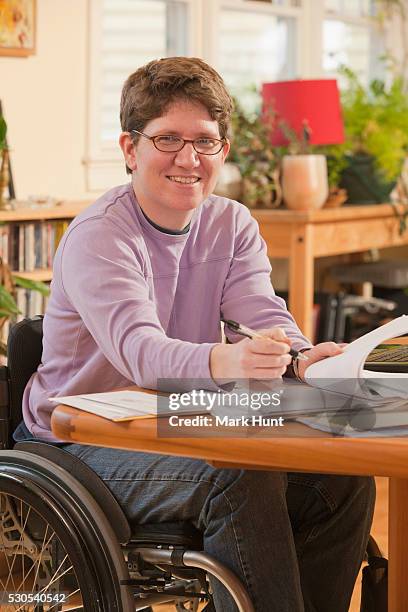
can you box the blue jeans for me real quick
[65,444,375,612]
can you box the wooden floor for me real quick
[154,477,388,612]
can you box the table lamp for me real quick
[262,79,344,210]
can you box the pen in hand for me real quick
[221,318,309,361]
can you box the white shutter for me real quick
[86,0,190,191]
[101,1,166,143]
[322,0,383,86]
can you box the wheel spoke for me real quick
[13,555,78,611]
[0,492,84,612]
[3,496,32,594]
[28,523,52,594]
[0,493,19,595]
[48,588,81,611]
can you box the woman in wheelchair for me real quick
[4,57,375,611]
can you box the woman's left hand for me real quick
[296,342,345,382]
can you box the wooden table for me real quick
[52,399,408,611]
[252,204,408,339]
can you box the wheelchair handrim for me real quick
[0,451,132,610]
[0,472,101,610]
[0,469,121,611]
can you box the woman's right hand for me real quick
[210,327,292,384]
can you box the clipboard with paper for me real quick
[301,315,408,436]
[305,315,408,380]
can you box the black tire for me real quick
[0,451,134,611]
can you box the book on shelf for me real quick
[0,288,49,346]
[24,223,35,272]
[0,225,9,265]
[0,219,70,274]
[18,224,24,271]
[0,218,71,345]
[15,288,48,322]
[34,223,41,269]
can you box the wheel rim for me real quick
[0,453,131,611]
[0,490,84,611]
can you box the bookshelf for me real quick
[0,200,91,337]
[0,202,89,223]
[15,269,53,282]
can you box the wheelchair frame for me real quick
[0,317,255,611]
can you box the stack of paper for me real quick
[50,390,162,421]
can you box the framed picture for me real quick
[0,0,36,57]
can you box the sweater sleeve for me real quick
[59,219,218,390]
[220,206,313,351]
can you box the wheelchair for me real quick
[0,316,255,611]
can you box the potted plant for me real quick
[337,66,408,204]
[227,99,282,208]
[0,115,49,354]
[0,259,50,355]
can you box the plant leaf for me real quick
[0,285,19,314]
[0,116,6,150]
[13,276,50,296]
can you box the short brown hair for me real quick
[120,57,234,173]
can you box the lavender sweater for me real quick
[22,183,311,441]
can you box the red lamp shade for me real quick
[262,79,344,146]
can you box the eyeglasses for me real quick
[131,129,226,155]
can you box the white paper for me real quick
[49,389,210,421]
[305,315,408,384]
[49,390,163,421]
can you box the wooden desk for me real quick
[52,401,408,611]
[252,204,408,339]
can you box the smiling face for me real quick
[120,100,230,230]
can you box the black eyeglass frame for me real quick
[130,129,227,155]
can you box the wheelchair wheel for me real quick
[0,487,90,610]
[0,451,134,611]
